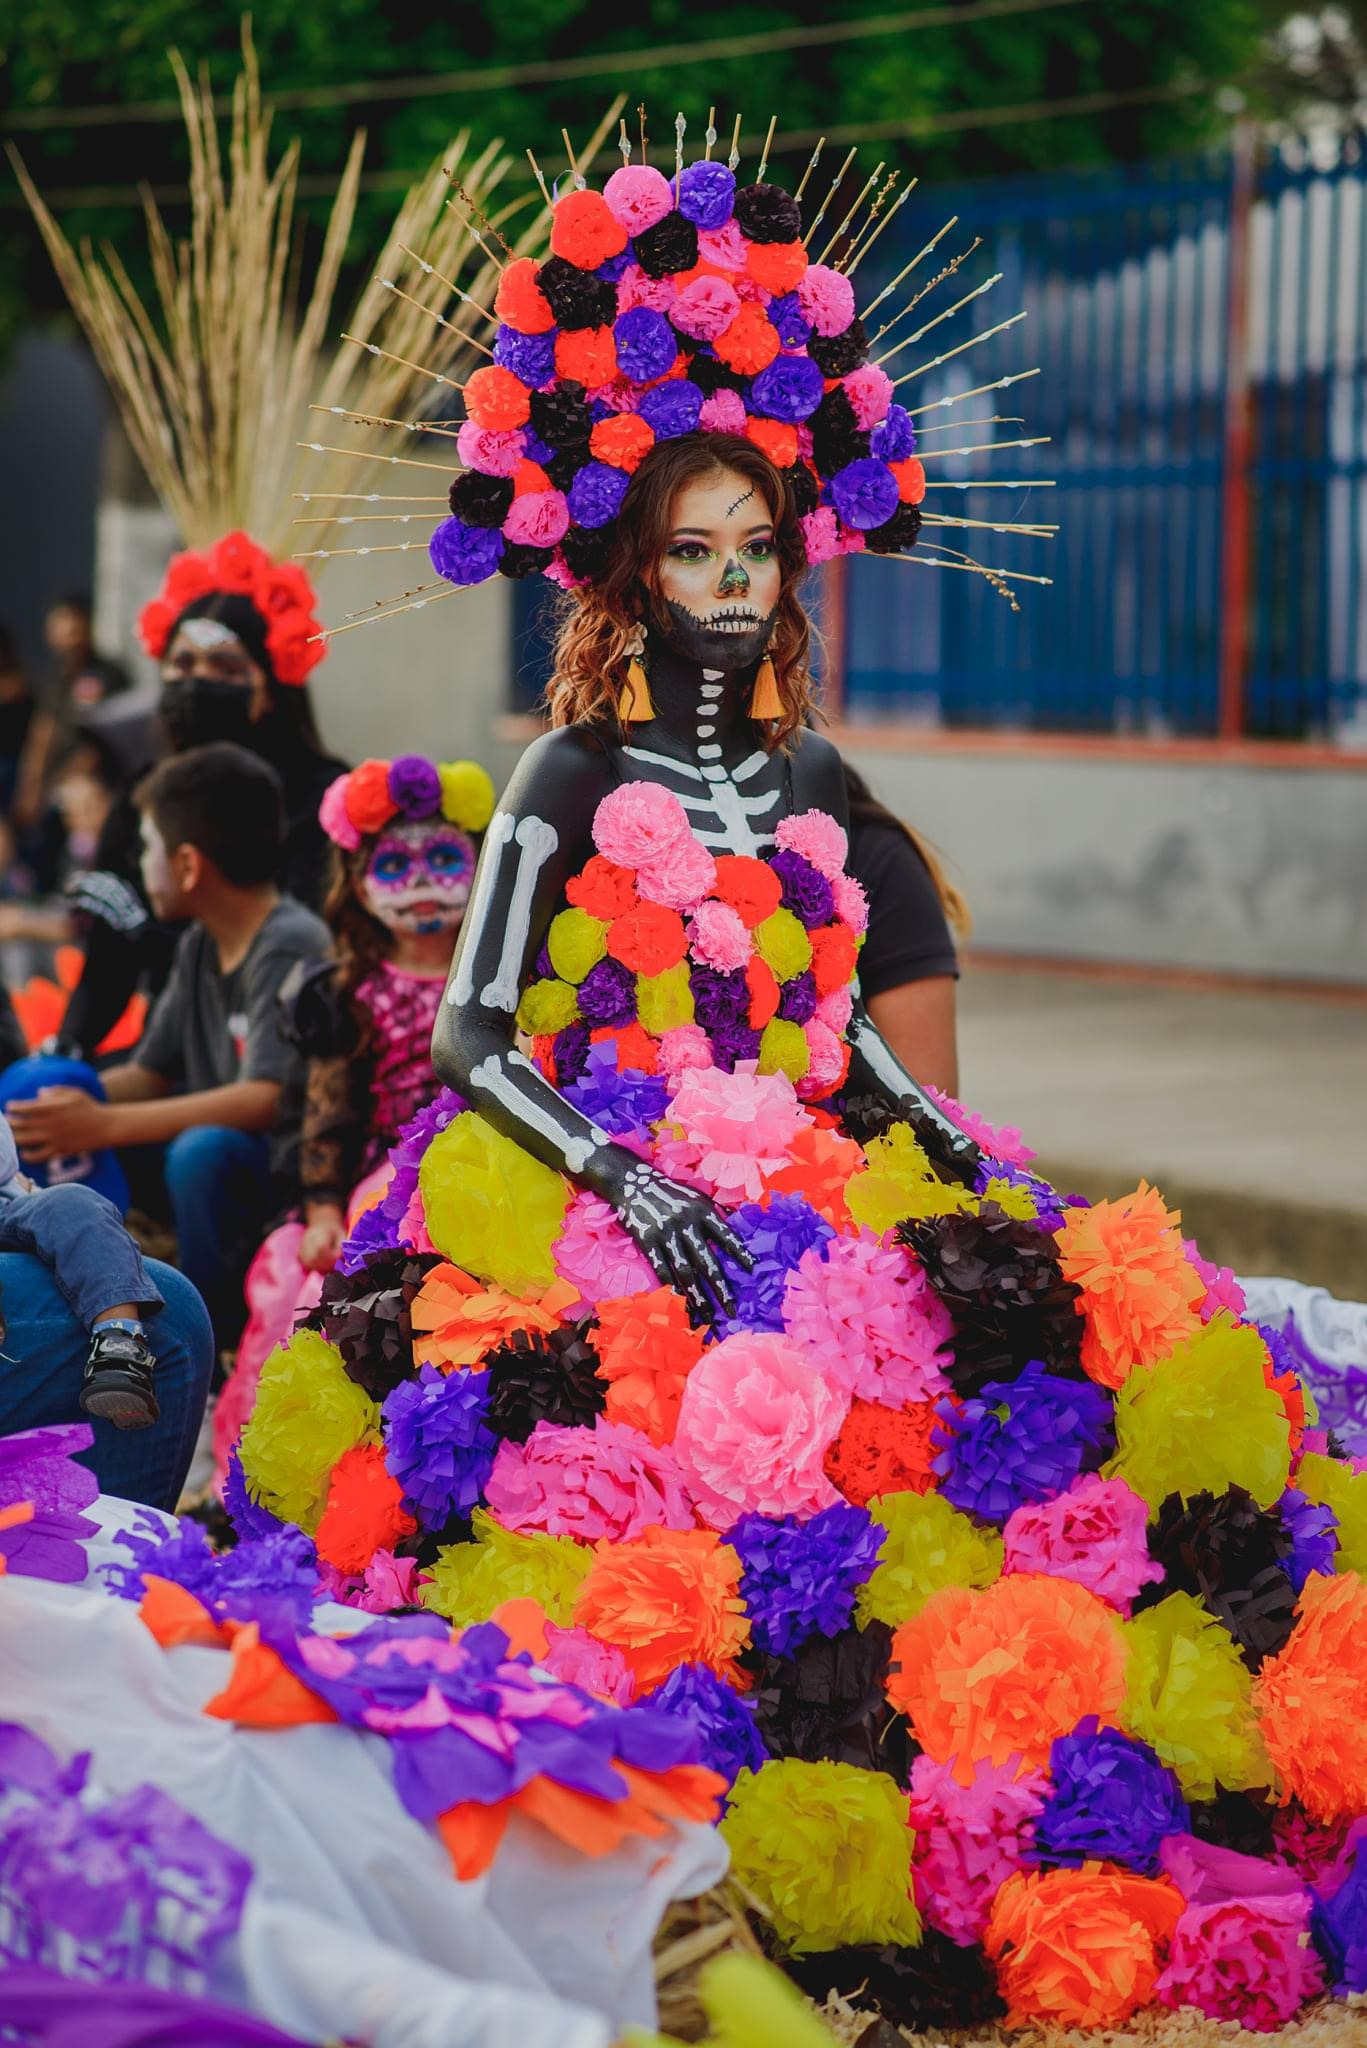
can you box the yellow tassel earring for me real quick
[749,655,783,721]
[621,629,654,721]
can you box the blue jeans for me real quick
[163,1126,271,1354]
[0,1254,213,1508]
[0,1182,164,1329]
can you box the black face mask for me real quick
[159,678,255,752]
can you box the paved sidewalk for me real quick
[956,966,1367,1295]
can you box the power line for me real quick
[3,0,1086,133]
[0,76,1211,212]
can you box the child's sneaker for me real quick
[80,1326,159,1430]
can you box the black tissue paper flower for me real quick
[536,255,616,330]
[307,1249,443,1402]
[741,1620,912,1781]
[560,523,618,582]
[782,461,820,518]
[482,1320,607,1443]
[1188,1786,1278,1859]
[899,1202,1086,1391]
[733,181,803,244]
[808,317,870,377]
[633,210,700,279]
[529,383,592,451]
[497,541,556,579]
[448,471,515,528]
[809,387,870,475]
[1137,1484,1298,1666]
[788,1931,1008,2032]
[865,504,923,555]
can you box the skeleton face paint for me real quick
[654,467,782,672]
[359,818,477,936]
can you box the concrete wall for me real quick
[839,740,1367,985]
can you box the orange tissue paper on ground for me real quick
[984,1862,1183,2029]
[1056,1182,1204,1388]
[888,1574,1129,1781]
[139,1575,234,1650]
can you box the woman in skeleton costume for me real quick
[237,151,1367,2042]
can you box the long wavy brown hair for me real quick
[545,433,815,748]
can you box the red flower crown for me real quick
[138,530,326,687]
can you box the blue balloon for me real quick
[0,1054,130,1212]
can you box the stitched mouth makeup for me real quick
[659,597,776,671]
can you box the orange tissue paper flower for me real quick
[809,924,860,998]
[592,1021,662,1074]
[566,854,638,920]
[745,418,800,469]
[495,257,555,333]
[984,1863,1183,2029]
[574,1525,749,1692]
[204,1624,339,1729]
[823,1396,942,1507]
[745,956,781,1030]
[344,759,397,836]
[555,326,618,388]
[462,363,532,432]
[314,1441,416,1576]
[590,412,656,473]
[411,1262,575,1369]
[712,854,783,929]
[890,457,926,504]
[714,302,781,375]
[606,900,689,976]
[550,187,629,270]
[1057,1181,1204,1389]
[1255,1569,1367,1824]
[512,459,551,496]
[594,1286,705,1445]
[746,239,809,295]
[763,1120,865,1229]
[888,1574,1129,1782]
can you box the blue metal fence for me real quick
[513,137,1367,741]
[845,138,1367,740]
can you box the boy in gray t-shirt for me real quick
[10,745,331,1351]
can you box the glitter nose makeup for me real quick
[718,557,750,598]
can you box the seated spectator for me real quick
[8,744,330,1352]
[11,594,131,836]
[0,1109,162,1426]
[0,1249,211,1510]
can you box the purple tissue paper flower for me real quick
[613,307,677,383]
[750,353,826,425]
[689,964,750,1030]
[638,380,704,439]
[1281,1485,1339,1591]
[1030,1719,1188,1874]
[829,457,900,532]
[222,1446,287,1542]
[567,461,631,529]
[771,847,834,928]
[1314,1832,1367,1993]
[577,956,638,1026]
[0,1424,98,1517]
[778,969,818,1025]
[388,755,442,820]
[645,1662,765,1787]
[678,160,737,231]
[769,293,813,350]
[429,516,504,585]
[731,1502,884,1656]
[564,1041,670,1135]
[709,1021,762,1072]
[494,324,557,388]
[382,1364,497,1527]
[933,1359,1114,1522]
[103,1509,318,1629]
[715,1192,833,1335]
[870,403,917,462]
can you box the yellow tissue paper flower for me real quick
[855,1487,1003,1629]
[980,1175,1040,1223]
[754,907,812,982]
[1106,1314,1291,1511]
[1295,1452,1367,1575]
[237,1328,379,1533]
[846,1122,975,1235]
[547,907,609,984]
[636,961,695,1035]
[419,1111,570,1293]
[758,1017,810,1084]
[516,977,580,1035]
[421,1507,593,1627]
[438,759,496,833]
[723,1759,922,1953]
[1123,1590,1273,1801]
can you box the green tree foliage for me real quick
[1,0,1274,357]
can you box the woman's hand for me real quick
[299,1204,346,1274]
[605,1159,752,1327]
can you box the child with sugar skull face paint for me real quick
[211,754,494,1487]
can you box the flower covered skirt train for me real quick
[221,791,1367,2037]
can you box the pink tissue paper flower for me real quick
[800,507,842,564]
[775,809,849,881]
[456,420,525,477]
[485,1417,695,1544]
[1002,1472,1163,1614]
[698,390,748,434]
[1184,1240,1248,1323]
[616,265,678,315]
[797,264,856,337]
[698,223,748,272]
[603,164,674,235]
[593,781,692,868]
[672,1330,846,1530]
[687,899,754,973]
[1156,1836,1323,2031]
[815,986,854,1035]
[908,1753,1048,1944]
[671,276,742,342]
[800,1019,847,1098]
[659,1024,715,1084]
[844,363,894,430]
[637,834,718,914]
[925,1086,1036,1168]
[782,1229,953,1407]
[544,555,583,592]
[553,1189,657,1305]
[542,1622,637,1704]
[503,489,570,550]
[831,873,870,935]
[657,1062,809,1205]
[318,775,362,852]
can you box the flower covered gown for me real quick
[232,781,1367,2039]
